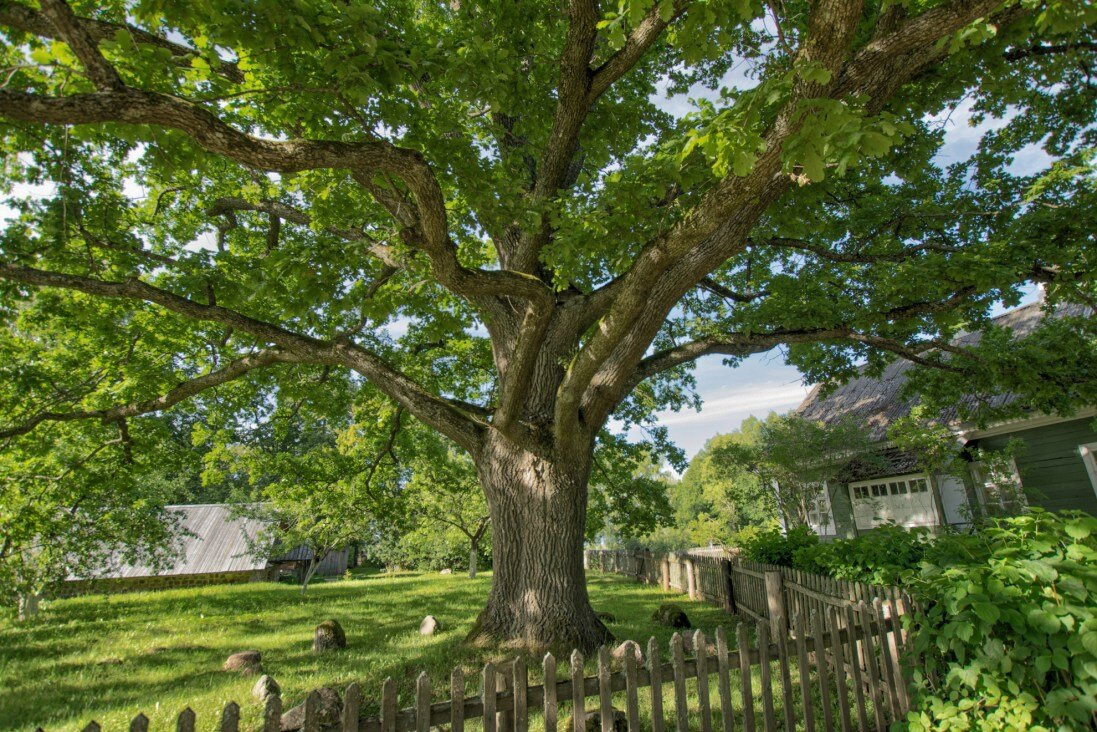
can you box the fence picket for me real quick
[793,613,816,732]
[543,653,557,732]
[302,694,319,732]
[381,678,397,732]
[694,630,713,732]
[774,610,795,731]
[571,650,584,732]
[514,656,529,732]
[221,701,240,732]
[483,663,497,732]
[415,672,431,732]
[451,667,466,732]
[263,693,283,732]
[810,611,834,732]
[871,598,902,721]
[714,627,735,732]
[598,646,614,732]
[648,637,666,732]
[756,622,777,731]
[341,684,360,732]
[826,607,853,732]
[855,606,887,730]
[624,642,641,732]
[736,623,755,732]
[671,633,689,732]
[176,707,196,732]
[842,606,870,732]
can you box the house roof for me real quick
[795,301,1086,442]
[81,503,269,580]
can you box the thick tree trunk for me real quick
[468,434,611,653]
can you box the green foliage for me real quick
[736,524,820,566]
[904,510,1097,731]
[792,523,934,585]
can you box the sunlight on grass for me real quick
[1,570,738,731]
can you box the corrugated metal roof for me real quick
[86,504,270,579]
[796,302,1088,441]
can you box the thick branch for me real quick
[0,0,244,82]
[0,349,301,440]
[0,262,487,451]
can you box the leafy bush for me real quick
[736,525,819,566]
[792,523,933,585]
[904,510,1097,731]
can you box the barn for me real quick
[62,503,350,595]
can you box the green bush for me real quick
[736,525,819,566]
[792,523,934,585]
[904,510,1097,731]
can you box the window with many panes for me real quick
[848,474,936,529]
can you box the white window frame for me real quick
[847,473,936,530]
[1079,442,1097,498]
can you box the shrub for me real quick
[736,525,819,566]
[792,523,933,585]
[904,510,1097,731]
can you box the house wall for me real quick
[57,568,276,598]
[969,417,1097,517]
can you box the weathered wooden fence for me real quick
[585,549,911,644]
[78,606,908,732]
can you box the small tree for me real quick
[403,444,491,578]
[717,414,876,529]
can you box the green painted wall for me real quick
[971,417,1097,517]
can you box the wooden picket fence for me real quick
[584,550,911,643]
[78,605,909,732]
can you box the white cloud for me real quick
[653,380,809,427]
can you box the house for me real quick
[794,301,1097,538]
[63,503,350,595]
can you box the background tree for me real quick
[402,440,491,578]
[717,414,876,528]
[1,0,1094,649]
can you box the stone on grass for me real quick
[682,632,716,656]
[439,568,453,575]
[611,641,643,664]
[419,615,441,635]
[280,687,341,731]
[312,619,347,653]
[652,604,691,629]
[565,708,628,732]
[223,650,263,675]
[595,611,617,625]
[252,674,281,703]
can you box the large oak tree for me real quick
[0,0,1094,648]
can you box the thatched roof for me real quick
[795,301,1084,442]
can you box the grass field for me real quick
[1,570,740,731]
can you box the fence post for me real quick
[686,557,697,600]
[721,559,736,613]
[661,555,670,592]
[764,569,788,638]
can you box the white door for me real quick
[937,474,970,526]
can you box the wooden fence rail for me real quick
[78,607,907,732]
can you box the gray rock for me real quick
[611,641,643,664]
[280,687,341,731]
[223,650,263,675]
[652,604,691,629]
[419,615,441,635]
[682,631,717,656]
[252,674,281,703]
[439,568,453,575]
[312,619,347,653]
[565,708,628,732]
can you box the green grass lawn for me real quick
[0,570,740,731]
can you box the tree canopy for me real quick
[1,0,1094,646]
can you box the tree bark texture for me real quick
[467,433,612,653]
